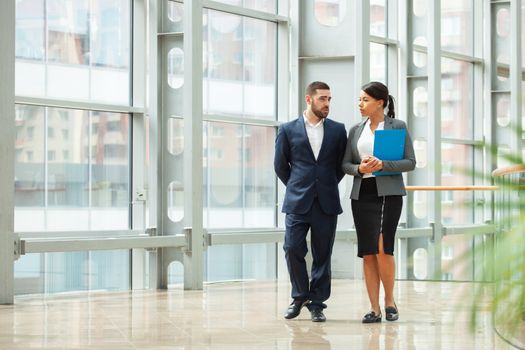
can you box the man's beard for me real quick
[311,104,329,119]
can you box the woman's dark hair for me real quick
[361,81,395,118]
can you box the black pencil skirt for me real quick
[351,177,403,258]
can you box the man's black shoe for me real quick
[284,300,309,319]
[310,308,326,322]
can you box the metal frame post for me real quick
[0,0,15,304]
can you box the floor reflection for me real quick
[0,280,515,349]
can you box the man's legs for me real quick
[283,213,310,302]
[308,200,337,309]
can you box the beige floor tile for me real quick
[0,280,521,349]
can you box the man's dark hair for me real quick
[306,81,330,97]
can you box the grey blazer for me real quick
[342,116,416,200]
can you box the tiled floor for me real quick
[0,279,521,349]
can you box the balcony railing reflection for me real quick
[491,164,525,349]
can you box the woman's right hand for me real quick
[359,156,382,174]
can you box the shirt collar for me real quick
[303,111,324,128]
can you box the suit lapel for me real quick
[297,117,316,161]
[317,119,330,160]
[352,118,368,160]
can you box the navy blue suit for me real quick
[274,116,347,308]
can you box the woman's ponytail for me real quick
[387,94,395,119]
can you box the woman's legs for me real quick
[363,254,381,314]
[377,233,396,308]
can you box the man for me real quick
[274,81,347,322]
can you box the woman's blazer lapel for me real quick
[383,116,395,130]
[351,118,368,161]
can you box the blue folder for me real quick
[373,129,406,176]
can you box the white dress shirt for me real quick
[303,112,324,160]
[357,119,384,178]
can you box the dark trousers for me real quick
[283,198,337,310]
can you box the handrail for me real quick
[492,164,525,177]
[405,185,498,191]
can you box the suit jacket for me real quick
[342,116,416,200]
[274,116,347,215]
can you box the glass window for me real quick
[413,138,428,169]
[496,96,510,127]
[413,248,428,279]
[441,143,474,224]
[167,1,183,25]
[203,10,276,120]
[413,86,428,118]
[370,0,386,37]
[15,105,45,232]
[204,122,243,228]
[496,8,510,37]
[89,111,130,229]
[441,235,474,281]
[204,123,276,229]
[14,106,130,232]
[413,0,427,17]
[495,7,511,83]
[15,0,131,104]
[15,0,45,61]
[168,47,184,89]
[441,0,473,55]
[413,36,427,68]
[441,58,473,139]
[314,0,347,27]
[413,191,427,219]
[243,126,276,228]
[205,244,277,282]
[370,43,386,84]
[14,250,130,295]
[167,117,184,223]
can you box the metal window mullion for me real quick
[44,0,49,97]
[241,17,246,120]
[241,125,246,228]
[205,123,211,229]
[369,35,399,46]
[43,251,49,294]
[202,0,288,23]
[204,114,280,127]
[276,0,290,231]
[428,0,442,278]
[131,0,147,235]
[289,0,299,118]
[387,43,398,108]
[441,138,483,146]
[0,0,15,304]
[356,0,371,99]
[471,0,486,226]
[510,0,522,158]
[15,96,146,114]
[88,111,93,231]
[88,0,93,101]
[44,107,49,230]
[398,0,408,146]
[484,0,495,225]
[183,0,204,290]
[387,0,398,39]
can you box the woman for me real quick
[342,82,416,323]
